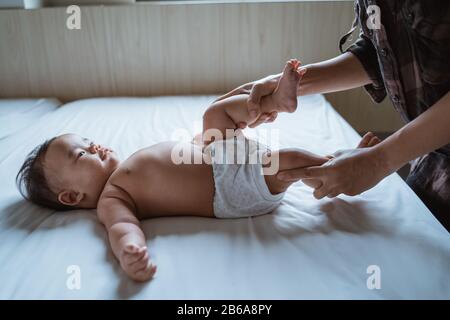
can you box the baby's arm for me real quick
[97,197,156,282]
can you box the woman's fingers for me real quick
[248,113,269,128]
[213,84,251,103]
[302,178,322,189]
[326,189,341,198]
[277,166,326,182]
[357,132,382,148]
[248,111,278,128]
[266,111,278,123]
[313,184,330,199]
[248,79,278,118]
[368,136,382,147]
[357,132,375,148]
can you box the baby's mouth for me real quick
[100,148,113,161]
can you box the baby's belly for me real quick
[136,164,215,218]
[122,142,215,219]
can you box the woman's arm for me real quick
[247,52,371,115]
[277,91,450,199]
[379,91,450,173]
[297,52,372,96]
[214,52,372,127]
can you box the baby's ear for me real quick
[58,190,83,206]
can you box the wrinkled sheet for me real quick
[0,98,61,140]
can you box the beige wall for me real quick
[0,1,404,132]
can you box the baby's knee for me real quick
[264,174,291,195]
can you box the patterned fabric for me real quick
[340,0,450,228]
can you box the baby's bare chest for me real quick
[106,142,215,218]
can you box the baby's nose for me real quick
[89,143,100,153]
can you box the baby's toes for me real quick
[284,60,296,73]
[286,61,301,81]
[287,59,301,70]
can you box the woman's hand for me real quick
[277,133,389,199]
[214,76,280,129]
[278,146,392,199]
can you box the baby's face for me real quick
[44,133,120,208]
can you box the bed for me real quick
[0,94,449,299]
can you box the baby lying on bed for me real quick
[17,59,380,282]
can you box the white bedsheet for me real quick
[0,98,61,140]
[0,95,449,299]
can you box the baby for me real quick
[17,60,380,281]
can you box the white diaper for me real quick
[204,135,284,219]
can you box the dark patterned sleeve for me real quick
[346,33,387,103]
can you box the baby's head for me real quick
[17,133,120,210]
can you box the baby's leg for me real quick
[203,60,302,141]
[263,132,382,195]
[263,149,327,195]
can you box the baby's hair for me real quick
[16,137,74,211]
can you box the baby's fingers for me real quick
[123,247,147,265]
[133,264,157,282]
[130,252,149,273]
[124,244,140,254]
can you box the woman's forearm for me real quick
[376,91,450,172]
[298,52,371,96]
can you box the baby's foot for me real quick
[357,132,382,148]
[272,59,304,113]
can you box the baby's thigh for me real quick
[263,148,326,172]
[263,173,293,195]
[261,150,300,194]
[262,148,327,193]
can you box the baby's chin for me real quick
[105,152,121,169]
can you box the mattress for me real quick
[0,95,449,299]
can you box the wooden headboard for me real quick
[0,1,403,132]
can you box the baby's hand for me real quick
[120,244,157,282]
